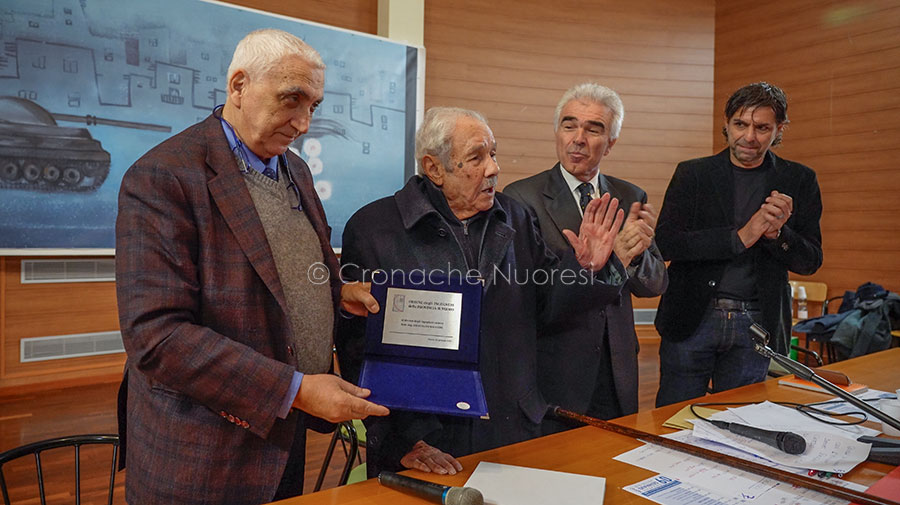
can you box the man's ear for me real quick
[422,155,444,186]
[775,122,786,137]
[604,137,618,156]
[228,70,248,107]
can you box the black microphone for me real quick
[378,471,484,505]
[709,419,807,455]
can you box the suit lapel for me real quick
[203,116,288,314]
[763,150,783,194]
[284,154,330,246]
[479,214,515,287]
[710,150,735,224]
[543,164,583,237]
[597,174,631,231]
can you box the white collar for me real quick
[558,165,600,214]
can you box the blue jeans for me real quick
[656,305,770,407]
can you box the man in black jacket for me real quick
[654,82,823,407]
[505,83,667,426]
[337,106,628,477]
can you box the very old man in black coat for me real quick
[337,107,627,477]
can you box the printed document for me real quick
[616,431,867,505]
[381,287,462,350]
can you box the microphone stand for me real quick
[552,406,900,505]
[749,323,900,432]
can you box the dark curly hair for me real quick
[722,82,789,147]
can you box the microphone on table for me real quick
[693,323,805,455]
[708,419,807,455]
[750,322,900,435]
[378,471,484,505]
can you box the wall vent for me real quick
[21,331,125,363]
[21,259,115,284]
[633,308,657,325]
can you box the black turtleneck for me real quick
[717,154,773,301]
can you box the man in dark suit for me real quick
[654,82,823,407]
[337,106,627,477]
[115,29,387,504]
[504,83,667,427]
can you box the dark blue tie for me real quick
[576,182,593,214]
[261,165,278,181]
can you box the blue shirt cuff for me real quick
[278,371,304,419]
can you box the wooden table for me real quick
[278,348,900,504]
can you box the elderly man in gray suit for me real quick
[504,83,667,429]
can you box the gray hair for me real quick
[226,29,325,83]
[415,107,489,173]
[553,83,625,139]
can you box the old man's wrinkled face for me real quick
[228,54,324,160]
[431,116,499,220]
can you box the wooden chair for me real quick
[0,434,119,505]
[789,280,844,363]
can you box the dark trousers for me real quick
[273,421,308,500]
[656,305,769,407]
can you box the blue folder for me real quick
[359,272,488,418]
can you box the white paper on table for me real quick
[660,429,867,492]
[463,461,606,505]
[625,474,767,505]
[808,389,895,416]
[614,435,866,505]
[723,400,880,438]
[624,473,851,505]
[689,401,871,473]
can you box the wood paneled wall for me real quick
[0,258,123,392]
[221,0,377,35]
[715,0,900,298]
[0,1,376,395]
[424,0,716,312]
[425,0,715,198]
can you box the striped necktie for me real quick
[576,182,593,214]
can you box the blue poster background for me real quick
[0,0,414,250]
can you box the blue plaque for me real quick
[359,271,488,418]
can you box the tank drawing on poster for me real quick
[0,96,111,192]
[0,0,412,249]
[0,96,174,192]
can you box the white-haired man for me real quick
[504,83,667,429]
[337,106,627,477]
[116,29,387,504]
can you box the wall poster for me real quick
[0,0,419,253]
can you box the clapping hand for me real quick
[563,192,625,271]
[613,202,657,265]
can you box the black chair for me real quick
[0,434,119,505]
[801,295,846,363]
[313,421,360,492]
[791,345,824,367]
